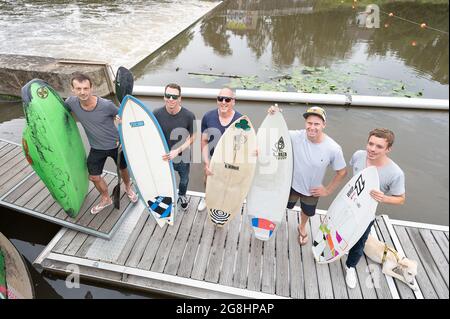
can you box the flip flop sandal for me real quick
[126,189,138,203]
[298,232,309,246]
[91,199,113,215]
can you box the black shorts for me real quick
[87,148,127,176]
[286,187,319,217]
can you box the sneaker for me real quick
[345,266,357,289]
[198,198,206,211]
[178,195,188,210]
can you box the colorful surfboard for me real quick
[312,166,380,263]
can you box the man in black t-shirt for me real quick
[154,83,196,210]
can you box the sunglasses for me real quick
[217,96,234,102]
[164,93,180,100]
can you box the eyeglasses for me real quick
[164,93,180,100]
[217,96,234,103]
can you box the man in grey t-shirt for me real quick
[269,105,347,246]
[344,128,406,289]
[64,73,137,215]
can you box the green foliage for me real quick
[188,64,425,98]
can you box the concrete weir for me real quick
[0,54,115,99]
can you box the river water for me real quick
[0,0,448,299]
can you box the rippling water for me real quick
[0,0,219,70]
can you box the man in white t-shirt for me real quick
[269,105,347,246]
[345,128,406,289]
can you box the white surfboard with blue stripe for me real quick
[118,95,177,227]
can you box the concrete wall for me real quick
[0,54,114,99]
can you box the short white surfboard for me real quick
[247,112,293,240]
[119,95,177,227]
[312,166,380,263]
[205,115,257,226]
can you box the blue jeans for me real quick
[173,162,190,196]
[346,220,375,268]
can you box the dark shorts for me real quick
[287,187,319,217]
[87,148,127,176]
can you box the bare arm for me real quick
[201,132,213,176]
[370,191,405,205]
[310,168,347,197]
[162,133,196,161]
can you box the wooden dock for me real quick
[1,138,448,299]
[34,191,449,299]
[0,139,134,239]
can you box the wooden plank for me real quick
[419,229,449,287]
[375,216,413,299]
[98,183,134,233]
[136,216,169,270]
[88,176,128,229]
[354,254,379,299]
[233,205,252,289]
[23,182,50,210]
[0,162,32,197]
[394,226,438,299]
[87,189,129,233]
[247,234,263,291]
[0,144,19,161]
[0,147,24,177]
[150,199,189,273]
[12,177,46,206]
[57,180,99,221]
[64,233,88,256]
[218,204,242,287]
[431,230,449,262]
[3,173,40,203]
[52,229,79,254]
[190,210,216,281]
[115,210,149,265]
[287,209,304,298]
[275,213,290,297]
[328,257,348,299]
[310,214,334,299]
[204,215,229,283]
[340,257,363,299]
[62,174,115,226]
[0,144,18,162]
[61,173,114,222]
[177,205,207,278]
[0,149,24,175]
[0,141,9,152]
[125,213,158,268]
[406,227,449,298]
[370,222,394,299]
[300,216,319,299]
[43,201,63,218]
[261,231,276,295]
[33,193,54,212]
[164,197,201,275]
[76,236,97,258]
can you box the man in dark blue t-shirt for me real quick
[198,87,242,211]
[154,83,196,210]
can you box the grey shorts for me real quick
[287,187,319,217]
